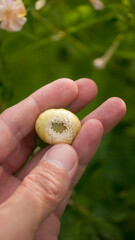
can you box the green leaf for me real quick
[64,5,94,27]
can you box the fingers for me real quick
[82,97,126,135]
[68,78,98,113]
[3,78,97,174]
[17,97,126,180]
[17,119,103,220]
[3,130,36,174]
[54,98,126,217]
[0,144,78,240]
[0,166,21,204]
[34,214,60,240]
[54,98,126,216]
[55,119,103,217]
[72,119,103,187]
[17,147,49,180]
[0,78,78,163]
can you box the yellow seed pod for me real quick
[35,108,81,145]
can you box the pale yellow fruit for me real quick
[35,108,81,145]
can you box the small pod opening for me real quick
[51,122,67,133]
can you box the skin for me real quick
[0,78,126,240]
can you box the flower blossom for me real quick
[89,0,104,10]
[93,40,120,70]
[0,0,27,32]
[35,0,46,10]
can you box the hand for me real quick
[0,78,126,240]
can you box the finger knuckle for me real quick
[23,164,66,205]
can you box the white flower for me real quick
[93,57,106,69]
[89,0,104,10]
[93,38,121,69]
[0,0,27,32]
[35,0,46,10]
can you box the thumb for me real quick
[0,144,78,240]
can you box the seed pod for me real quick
[35,108,81,145]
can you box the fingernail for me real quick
[45,144,77,171]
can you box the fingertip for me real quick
[109,97,126,118]
[83,118,104,138]
[68,78,98,113]
[44,143,79,171]
[78,78,98,96]
[56,78,78,96]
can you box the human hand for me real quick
[0,78,126,240]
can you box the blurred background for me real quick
[0,0,135,239]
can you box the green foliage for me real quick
[0,0,135,239]
[64,5,94,28]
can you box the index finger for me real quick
[0,79,78,163]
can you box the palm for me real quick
[0,79,126,240]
